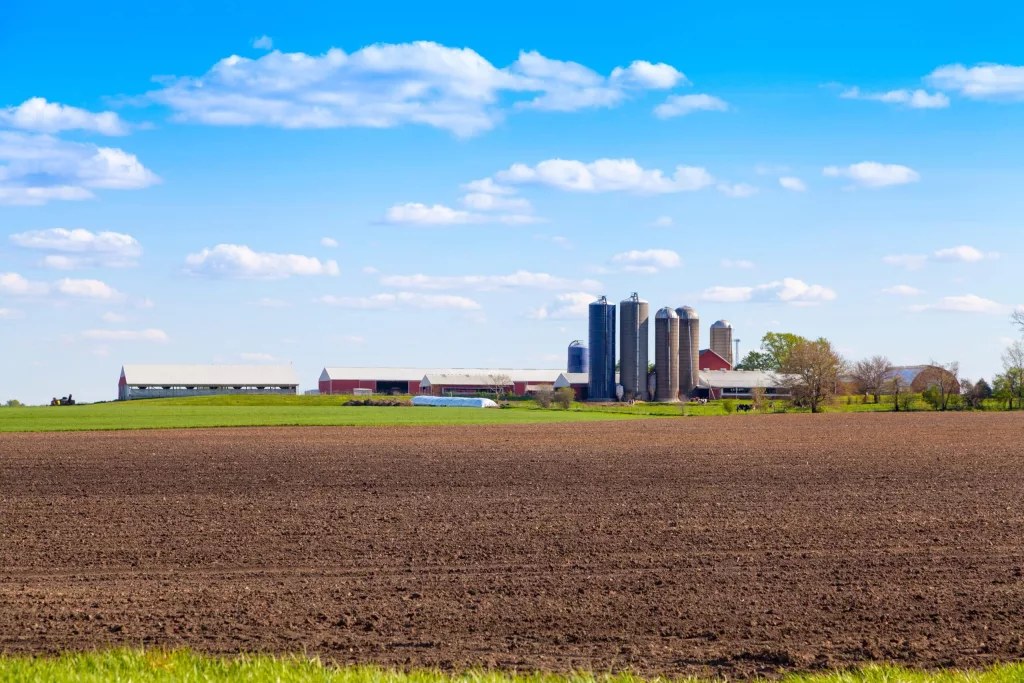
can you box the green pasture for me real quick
[0,650,1021,683]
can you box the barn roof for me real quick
[698,370,786,389]
[121,365,299,386]
[420,373,506,387]
[321,367,564,383]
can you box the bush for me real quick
[554,387,574,410]
[3,399,22,407]
[723,399,736,414]
[534,386,554,408]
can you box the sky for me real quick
[1,0,1023,404]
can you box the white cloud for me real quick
[240,352,276,361]
[55,278,123,300]
[926,63,1024,100]
[185,244,340,279]
[932,245,997,262]
[361,266,379,274]
[0,308,25,320]
[317,291,481,310]
[651,216,673,227]
[382,201,538,225]
[717,182,759,198]
[700,278,836,305]
[610,249,681,273]
[10,228,142,267]
[881,285,923,296]
[80,328,169,342]
[721,259,755,269]
[252,35,273,50]
[823,161,920,188]
[147,42,687,137]
[0,98,129,135]
[840,87,950,109]
[379,270,600,291]
[320,237,339,247]
[0,272,49,296]
[909,294,1007,314]
[0,131,159,205]
[495,158,714,194]
[461,192,532,212]
[461,177,516,195]
[528,291,596,320]
[653,94,728,118]
[883,254,928,270]
[779,176,806,192]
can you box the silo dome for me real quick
[677,306,699,320]
[655,307,679,319]
[711,319,732,328]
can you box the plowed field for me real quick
[2,413,1023,677]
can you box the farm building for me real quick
[118,365,299,401]
[699,348,733,371]
[696,370,790,400]
[318,367,565,396]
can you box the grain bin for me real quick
[588,296,616,400]
[567,340,589,374]
[619,293,649,401]
[676,305,700,398]
[654,307,680,402]
[710,320,734,366]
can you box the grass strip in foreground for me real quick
[1,651,1023,683]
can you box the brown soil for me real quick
[2,412,1023,677]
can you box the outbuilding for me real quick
[118,365,299,401]
[319,367,564,396]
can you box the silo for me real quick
[588,296,616,400]
[710,320,734,366]
[654,307,680,402]
[676,305,700,398]
[619,293,649,401]
[567,340,589,374]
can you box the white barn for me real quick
[118,365,299,401]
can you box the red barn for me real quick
[698,349,732,371]
[318,367,564,396]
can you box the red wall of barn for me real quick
[699,350,732,371]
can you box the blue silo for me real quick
[567,340,589,374]
[588,296,616,400]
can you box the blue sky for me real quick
[1,0,1022,403]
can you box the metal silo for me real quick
[676,305,700,398]
[619,293,649,401]
[654,307,680,402]
[567,340,589,374]
[588,296,616,400]
[710,320,734,366]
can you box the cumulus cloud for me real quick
[495,158,714,194]
[717,182,758,198]
[0,272,49,296]
[909,294,1008,314]
[185,244,340,279]
[379,270,600,291]
[0,131,159,205]
[779,176,806,192]
[382,201,538,225]
[10,228,142,267]
[840,87,950,109]
[252,35,273,50]
[721,259,755,269]
[610,249,681,274]
[528,291,596,320]
[461,192,532,212]
[147,42,687,137]
[80,328,169,342]
[317,291,481,310]
[925,63,1024,100]
[884,245,997,269]
[700,278,836,305]
[881,285,924,296]
[653,94,728,118]
[823,161,920,188]
[0,98,129,135]
[55,278,123,300]
[461,177,516,195]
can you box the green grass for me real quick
[0,399,649,433]
[0,650,1022,683]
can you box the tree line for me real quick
[734,311,1024,413]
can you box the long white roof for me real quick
[121,365,299,386]
[698,370,786,389]
[321,367,564,383]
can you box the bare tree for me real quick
[885,372,912,412]
[554,387,575,409]
[921,360,961,411]
[851,355,893,403]
[750,384,767,412]
[1002,341,1024,410]
[534,385,554,408]
[778,338,847,413]
[486,374,513,400]
[1013,309,1024,334]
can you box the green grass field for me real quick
[0,397,649,433]
[0,650,1020,683]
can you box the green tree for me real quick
[735,332,808,371]
[778,337,847,413]
[3,399,23,407]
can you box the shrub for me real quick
[3,399,22,407]
[534,386,554,408]
[723,399,736,414]
[554,387,574,410]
